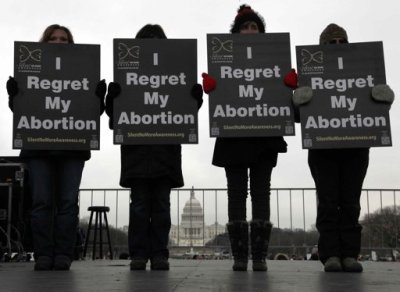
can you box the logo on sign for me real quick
[17,45,42,73]
[300,49,324,75]
[117,42,140,70]
[210,37,233,64]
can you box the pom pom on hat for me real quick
[320,23,348,45]
[230,5,265,33]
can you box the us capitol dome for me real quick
[169,187,225,246]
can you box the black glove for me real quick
[107,82,121,99]
[105,82,122,129]
[96,79,107,98]
[105,82,121,117]
[191,83,203,110]
[95,79,107,114]
[7,76,18,111]
[7,76,18,97]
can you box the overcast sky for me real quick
[1,0,399,227]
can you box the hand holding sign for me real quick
[6,76,18,111]
[96,80,107,99]
[107,82,122,99]
[283,69,298,89]
[202,73,216,94]
[105,82,121,115]
[6,76,18,97]
[191,83,203,109]
[293,86,313,106]
[96,79,107,114]
[105,82,121,129]
[371,84,395,104]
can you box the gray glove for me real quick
[293,86,313,106]
[371,84,395,104]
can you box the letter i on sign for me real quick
[247,47,252,59]
[56,57,61,70]
[153,53,158,66]
[337,57,343,70]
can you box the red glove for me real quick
[202,73,217,94]
[283,69,298,89]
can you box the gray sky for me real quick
[1,0,399,195]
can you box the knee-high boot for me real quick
[227,221,249,271]
[250,220,272,271]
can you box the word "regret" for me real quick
[311,75,374,92]
[126,72,186,88]
[220,65,281,81]
[27,76,89,93]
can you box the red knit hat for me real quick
[230,5,266,33]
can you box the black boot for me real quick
[250,220,272,271]
[227,221,249,271]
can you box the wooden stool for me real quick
[83,206,113,260]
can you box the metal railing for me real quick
[78,188,400,256]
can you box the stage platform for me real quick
[1,259,399,291]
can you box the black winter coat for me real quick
[119,144,183,188]
[106,83,203,189]
[19,149,91,161]
[212,136,287,167]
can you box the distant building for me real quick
[170,188,225,246]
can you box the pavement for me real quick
[0,259,399,292]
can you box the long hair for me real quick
[39,24,74,44]
[135,24,167,39]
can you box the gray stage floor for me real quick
[0,259,399,292]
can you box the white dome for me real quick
[181,188,204,225]
[183,197,203,215]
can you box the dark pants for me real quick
[225,159,276,222]
[128,177,172,260]
[28,159,84,259]
[308,148,369,263]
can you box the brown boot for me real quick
[342,257,363,273]
[250,220,272,272]
[227,221,249,271]
[324,257,342,272]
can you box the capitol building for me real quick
[169,188,225,246]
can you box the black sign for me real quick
[296,42,391,149]
[207,33,294,137]
[113,39,198,144]
[13,42,101,150]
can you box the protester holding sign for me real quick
[6,24,106,271]
[293,23,395,273]
[203,5,296,272]
[105,24,203,271]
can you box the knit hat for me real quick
[319,23,348,44]
[230,4,265,33]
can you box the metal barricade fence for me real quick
[78,188,399,258]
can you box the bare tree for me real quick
[361,206,400,249]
